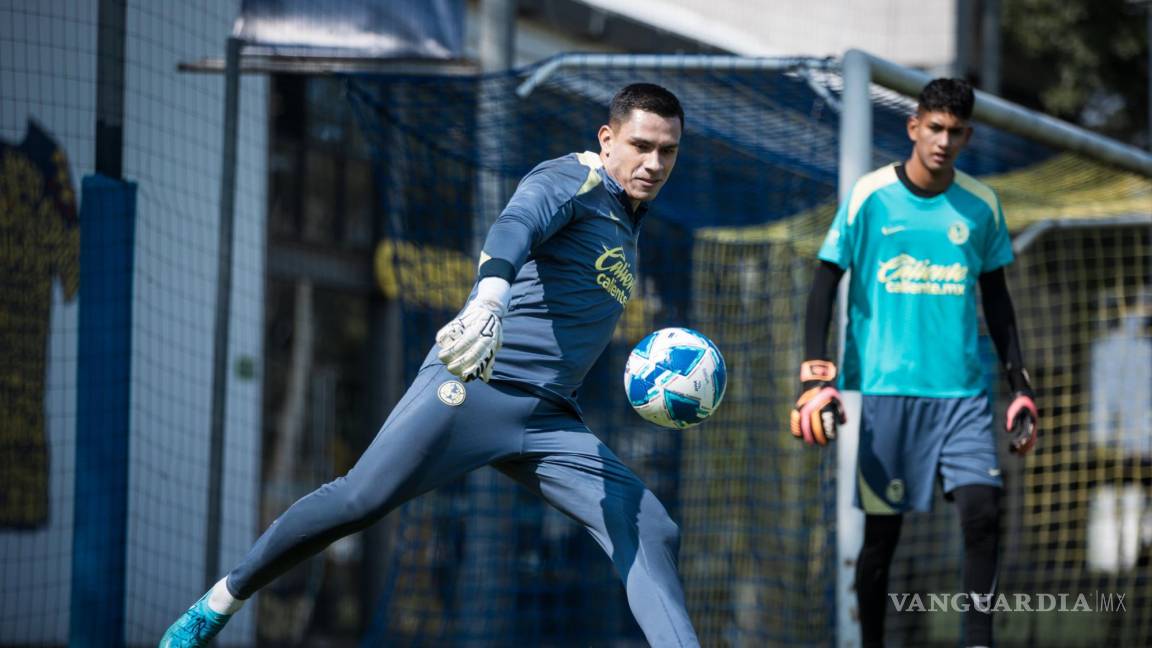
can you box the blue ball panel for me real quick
[632,331,658,360]
[662,346,704,375]
[627,374,655,406]
[664,391,705,426]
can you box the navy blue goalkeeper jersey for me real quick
[424,151,646,414]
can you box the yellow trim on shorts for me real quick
[858,468,898,514]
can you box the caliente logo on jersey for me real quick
[877,254,968,296]
[594,245,635,306]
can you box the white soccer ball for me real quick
[624,327,727,429]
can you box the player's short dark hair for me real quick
[916,78,975,120]
[609,83,685,128]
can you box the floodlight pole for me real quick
[205,35,243,591]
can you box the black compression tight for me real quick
[855,486,1001,647]
[953,484,1002,647]
[856,513,903,648]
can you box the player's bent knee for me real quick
[640,508,682,554]
[654,516,682,548]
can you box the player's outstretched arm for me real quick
[791,261,848,445]
[436,155,590,383]
[436,274,510,382]
[979,268,1038,454]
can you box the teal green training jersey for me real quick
[817,164,1014,397]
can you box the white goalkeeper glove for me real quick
[435,277,510,382]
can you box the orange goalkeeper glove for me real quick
[790,360,846,446]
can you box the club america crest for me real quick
[437,380,466,406]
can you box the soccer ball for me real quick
[624,327,727,429]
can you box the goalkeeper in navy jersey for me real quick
[161,84,701,648]
[792,79,1038,648]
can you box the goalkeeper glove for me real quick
[1004,367,1038,454]
[790,359,846,446]
[436,297,504,382]
[1006,391,1038,454]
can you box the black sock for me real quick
[856,514,903,648]
[952,484,1002,647]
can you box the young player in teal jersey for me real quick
[792,79,1038,648]
[160,84,701,647]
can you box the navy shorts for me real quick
[855,393,1003,514]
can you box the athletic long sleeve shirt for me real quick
[817,163,1014,397]
[425,151,646,414]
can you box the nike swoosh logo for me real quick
[881,225,907,236]
[988,468,1001,477]
[605,211,622,222]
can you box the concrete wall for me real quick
[576,0,956,68]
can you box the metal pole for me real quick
[70,3,130,645]
[457,2,518,642]
[954,0,976,78]
[205,36,242,590]
[860,50,1152,176]
[515,50,1151,176]
[980,0,1001,95]
[479,0,515,73]
[836,48,871,648]
[1012,214,1152,254]
[95,0,126,178]
[474,0,516,251]
[516,54,835,98]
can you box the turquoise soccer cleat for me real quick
[159,591,232,647]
